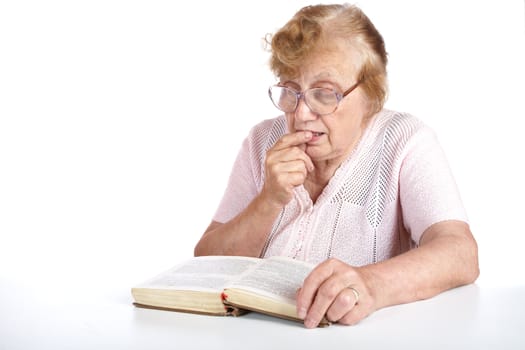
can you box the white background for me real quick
[1,0,524,297]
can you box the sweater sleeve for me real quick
[399,126,468,244]
[212,118,281,223]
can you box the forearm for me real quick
[194,193,283,257]
[361,220,479,310]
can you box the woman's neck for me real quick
[304,160,341,203]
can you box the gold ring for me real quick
[348,287,359,303]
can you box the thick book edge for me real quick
[132,302,248,317]
[222,300,330,327]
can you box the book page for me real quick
[137,256,260,292]
[227,257,315,303]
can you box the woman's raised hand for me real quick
[261,131,314,208]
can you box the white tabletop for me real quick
[1,279,523,350]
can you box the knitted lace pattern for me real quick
[213,109,467,266]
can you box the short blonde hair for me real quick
[268,4,388,113]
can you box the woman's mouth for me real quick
[307,131,326,143]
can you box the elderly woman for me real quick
[194,4,479,328]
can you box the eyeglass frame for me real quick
[268,80,361,116]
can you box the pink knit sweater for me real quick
[213,109,468,266]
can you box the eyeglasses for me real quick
[268,81,360,115]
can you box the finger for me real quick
[273,171,308,190]
[296,260,339,324]
[325,287,358,322]
[282,146,315,172]
[267,146,314,173]
[268,159,308,177]
[338,303,369,326]
[303,274,349,328]
[273,131,313,151]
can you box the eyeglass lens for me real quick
[269,86,339,115]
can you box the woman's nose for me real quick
[294,97,318,121]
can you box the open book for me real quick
[131,255,329,327]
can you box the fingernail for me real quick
[298,307,307,319]
[305,318,317,328]
[304,131,312,139]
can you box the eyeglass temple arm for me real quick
[342,81,361,97]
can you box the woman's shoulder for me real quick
[374,109,426,132]
[249,115,287,135]
[247,115,287,150]
[369,109,435,145]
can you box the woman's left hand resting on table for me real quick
[296,220,478,328]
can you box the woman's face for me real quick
[282,43,370,165]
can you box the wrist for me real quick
[359,265,387,310]
[256,188,288,213]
